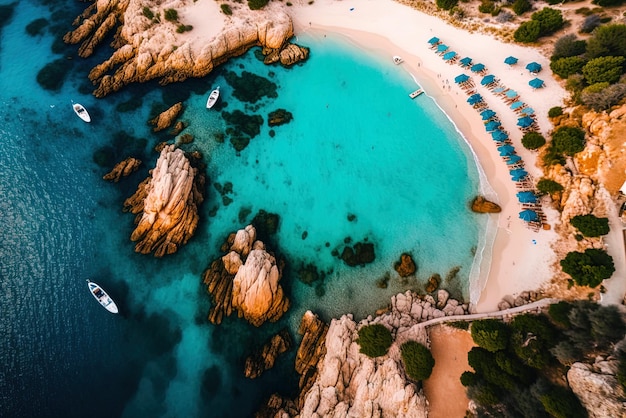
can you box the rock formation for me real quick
[471,196,501,213]
[103,157,141,182]
[394,253,416,277]
[568,358,626,418]
[64,0,308,97]
[122,145,204,257]
[149,102,183,132]
[244,329,292,379]
[203,225,289,326]
[339,241,375,267]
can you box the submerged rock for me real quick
[340,241,375,267]
[267,108,293,127]
[394,253,416,277]
[244,329,292,379]
[471,196,501,213]
[103,157,141,182]
[149,102,183,132]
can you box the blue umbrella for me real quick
[510,168,528,181]
[467,93,483,105]
[517,116,534,128]
[437,44,449,53]
[481,109,496,120]
[517,191,537,203]
[526,62,542,73]
[443,51,457,61]
[459,57,472,67]
[506,154,522,165]
[519,209,539,222]
[455,74,470,84]
[492,130,509,142]
[504,56,518,65]
[493,86,506,93]
[498,144,515,156]
[510,101,525,110]
[529,78,545,89]
[485,120,501,131]
[505,89,518,98]
[428,36,440,45]
[481,74,496,85]
[520,107,535,115]
[471,63,485,73]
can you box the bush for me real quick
[460,371,477,386]
[580,14,601,34]
[248,0,270,9]
[176,24,193,33]
[514,20,541,43]
[478,0,497,14]
[436,0,459,10]
[560,248,615,288]
[521,132,546,150]
[582,56,626,85]
[537,178,563,194]
[164,8,178,21]
[401,341,435,381]
[542,145,566,166]
[540,385,587,418]
[220,4,232,15]
[617,348,626,391]
[550,56,586,79]
[589,305,626,347]
[528,7,565,38]
[471,319,510,352]
[548,301,573,327]
[592,0,626,6]
[586,24,626,59]
[512,0,531,14]
[550,340,582,366]
[552,126,585,155]
[548,106,563,117]
[551,34,587,61]
[509,314,559,369]
[582,83,626,111]
[142,6,154,19]
[356,324,393,357]
[570,214,610,237]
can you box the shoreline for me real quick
[289,0,566,311]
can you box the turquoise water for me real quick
[0,1,485,417]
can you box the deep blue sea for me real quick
[0,1,486,417]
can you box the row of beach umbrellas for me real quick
[504,56,543,73]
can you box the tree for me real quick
[550,340,582,366]
[560,248,615,288]
[512,0,531,16]
[400,341,435,381]
[514,20,541,43]
[582,56,626,85]
[509,314,558,369]
[570,214,610,237]
[582,83,626,111]
[163,8,178,21]
[436,0,459,10]
[248,0,269,10]
[548,106,563,117]
[539,385,587,418]
[356,324,393,357]
[592,0,626,7]
[552,126,585,155]
[586,24,626,59]
[580,14,601,34]
[536,178,563,194]
[617,348,626,391]
[532,8,565,36]
[551,34,587,60]
[548,301,573,327]
[521,132,546,150]
[589,305,626,348]
[550,56,586,79]
[471,319,510,352]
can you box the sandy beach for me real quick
[287,0,568,312]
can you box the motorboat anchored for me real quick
[72,102,91,123]
[206,86,220,109]
[86,279,118,314]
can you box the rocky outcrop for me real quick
[568,358,626,418]
[339,241,375,267]
[149,102,183,132]
[496,290,539,310]
[394,253,416,277]
[295,311,329,407]
[263,43,310,66]
[122,145,204,257]
[267,109,293,127]
[471,196,501,213]
[244,329,292,379]
[64,1,308,97]
[103,157,141,182]
[203,225,289,326]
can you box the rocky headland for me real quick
[63,0,308,97]
[122,144,205,257]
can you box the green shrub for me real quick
[460,371,477,386]
[541,145,566,166]
[176,24,193,33]
[400,341,435,381]
[560,248,615,288]
[220,4,232,15]
[550,56,586,79]
[551,34,587,61]
[570,214,610,237]
[580,14,601,34]
[248,0,270,9]
[356,324,393,357]
[592,0,626,6]
[514,20,541,43]
[582,56,626,85]
[540,385,587,418]
[552,126,585,155]
[447,321,470,330]
[548,106,563,117]
[582,83,626,111]
[471,319,510,352]
[521,132,546,150]
[478,0,495,14]
[142,6,154,19]
[512,0,531,15]
[548,301,573,327]
[550,341,582,366]
[586,24,626,59]
[436,0,459,10]
[536,178,563,194]
[164,8,178,21]
[533,7,565,35]
[617,349,626,391]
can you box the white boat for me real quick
[393,55,403,65]
[72,102,91,122]
[206,86,220,109]
[409,88,424,99]
[86,280,118,314]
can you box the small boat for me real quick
[86,280,118,314]
[393,56,403,65]
[409,88,424,99]
[206,86,220,109]
[72,102,91,123]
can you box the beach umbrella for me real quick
[529,78,545,89]
[481,74,496,85]
[510,101,525,110]
[443,51,457,61]
[492,130,509,142]
[455,74,470,84]
[467,93,483,105]
[517,116,534,128]
[505,89,518,98]
[471,63,485,73]
[428,36,440,45]
[498,144,515,156]
[510,168,528,181]
[504,56,518,65]
[437,44,449,53]
[506,154,522,165]
[459,57,472,67]
[485,120,501,131]
[519,209,539,222]
[526,62,542,73]
[517,191,537,203]
[520,107,535,115]
[493,87,506,93]
[481,109,496,120]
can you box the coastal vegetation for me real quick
[220,4,233,15]
[570,214,610,237]
[436,0,459,11]
[536,178,564,194]
[521,131,546,150]
[164,8,178,22]
[400,341,435,381]
[356,324,393,357]
[514,8,565,43]
[560,248,615,288]
[248,0,270,10]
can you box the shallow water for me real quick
[0,2,485,417]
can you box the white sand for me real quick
[288,0,568,312]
